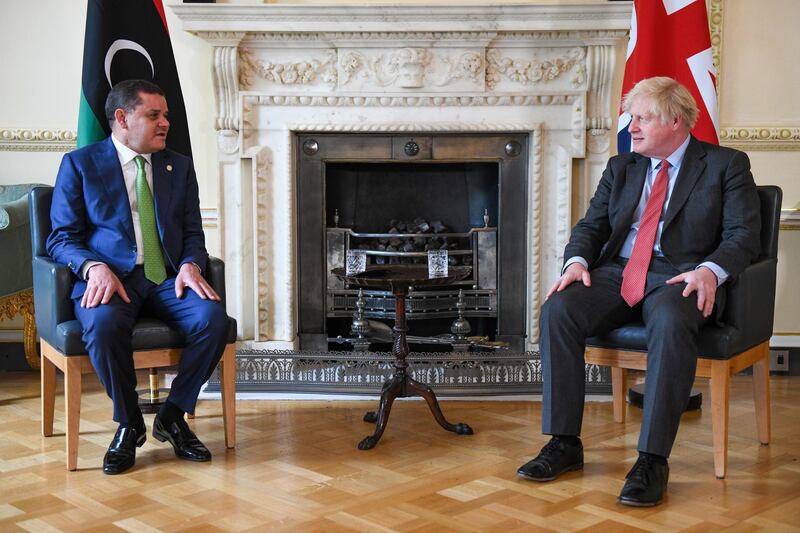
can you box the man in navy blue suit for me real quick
[48,79,229,474]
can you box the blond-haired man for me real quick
[517,77,761,506]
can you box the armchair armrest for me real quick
[0,196,30,230]
[32,256,75,347]
[722,257,777,348]
[205,256,226,305]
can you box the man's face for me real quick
[116,92,170,154]
[628,96,687,159]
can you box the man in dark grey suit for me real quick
[517,77,761,506]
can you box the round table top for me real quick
[332,264,471,290]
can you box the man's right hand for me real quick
[81,264,131,308]
[546,262,591,299]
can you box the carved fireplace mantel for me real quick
[172,3,631,352]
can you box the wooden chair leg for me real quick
[710,360,730,479]
[611,367,627,423]
[752,342,771,445]
[220,343,236,448]
[64,357,82,471]
[40,344,56,437]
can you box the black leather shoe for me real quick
[618,455,669,507]
[517,437,584,481]
[103,424,146,475]
[152,415,211,462]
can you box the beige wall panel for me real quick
[774,230,800,334]
[720,0,800,125]
[749,152,800,209]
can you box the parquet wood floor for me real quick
[0,371,798,532]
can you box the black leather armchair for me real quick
[30,186,237,471]
[585,185,782,479]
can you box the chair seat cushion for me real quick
[586,322,751,360]
[53,316,237,356]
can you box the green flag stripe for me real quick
[77,89,107,149]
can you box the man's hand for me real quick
[81,264,131,308]
[546,262,591,299]
[666,266,718,318]
[175,263,220,301]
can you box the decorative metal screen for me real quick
[206,350,611,395]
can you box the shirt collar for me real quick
[649,134,691,172]
[111,134,152,167]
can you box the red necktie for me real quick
[620,160,670,307]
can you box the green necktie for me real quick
[134,155,167,284]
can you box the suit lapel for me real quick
[619,155,650,223]
[93,137,135,242]
[151,150,172,240]
[663,137,706,229]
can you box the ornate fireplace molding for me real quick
[173,4,632,353]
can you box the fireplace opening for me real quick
[325,161,500,352]
[325,162,498,234]
[297,133,529,353]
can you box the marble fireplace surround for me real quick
[172,3,631,351]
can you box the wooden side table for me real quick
[333,265,474,449]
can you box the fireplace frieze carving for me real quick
[339,48,483,89]
[486,47,586,90]
[239,48,337,89]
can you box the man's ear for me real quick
[114,108,127,130]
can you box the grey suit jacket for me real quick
[564,136,761,284]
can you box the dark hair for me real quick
[104,79,165,126]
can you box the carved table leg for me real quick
[358,372,402,450]
[405,377,473,435]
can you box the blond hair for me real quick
[622,77,699,129]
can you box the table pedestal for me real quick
[358,284,473,450]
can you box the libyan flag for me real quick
[77,0,192,157]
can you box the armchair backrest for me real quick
[757,185,782,261]
[29,186,53,259]
[720,185,782,349]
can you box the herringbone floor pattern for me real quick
[0,372,798,532]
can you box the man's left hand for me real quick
[175,263,221,301]
[666,266,718,318]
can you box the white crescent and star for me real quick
[104,39,154,87]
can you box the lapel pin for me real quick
[166,164,173,172]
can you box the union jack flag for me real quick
[617,0,719,153]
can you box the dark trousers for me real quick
[73,267,229,426]
[539,258,710,457]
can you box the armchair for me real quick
[585,185,782,478]
[0,184,47,369]
[30,186,237,470]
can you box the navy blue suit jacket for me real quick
[47,137,208,297]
